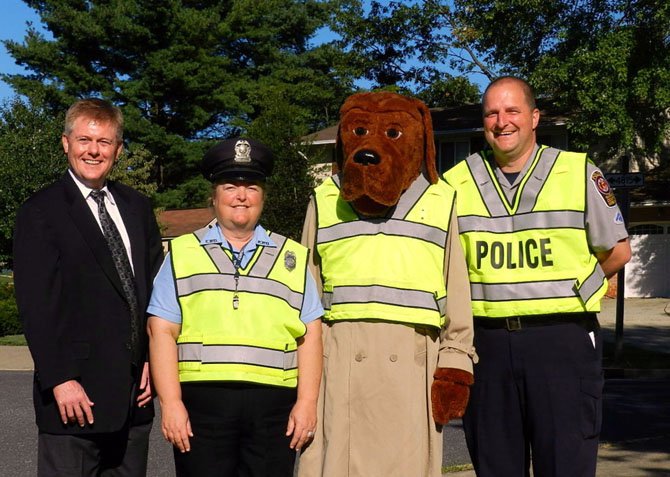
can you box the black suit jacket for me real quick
[13,172,163,434]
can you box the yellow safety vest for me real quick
[444,146,607,318]
[170,226,308,387]
[315,174,453,329]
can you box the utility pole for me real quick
[614,155,630,363]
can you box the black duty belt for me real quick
[473,313,598,332]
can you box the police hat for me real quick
[202,138,274,182]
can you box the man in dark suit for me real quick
[13,98,163,476]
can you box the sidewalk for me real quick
[2,298,669,476]
[447,297,670,476]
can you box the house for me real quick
[303,102,670,297]
[157,207,215,253]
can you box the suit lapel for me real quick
[62,173,126,298]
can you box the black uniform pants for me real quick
[174,382,297,477]
[463,317,603,477]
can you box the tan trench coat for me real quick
[297,195,476,477]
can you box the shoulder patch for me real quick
[591,170,617,207]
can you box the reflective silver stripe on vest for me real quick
[322,285,441,313]
[576,264,605,304]
[321,174,447,247]
[331,173,432,221]
[458,210,584,234]
[176,274,304,310]
[470,279,578,301]
[436,295,447,316]
[178,343,297,370]
[192,225,288,278]
[318,219,447,247]
[465,153,507,216]
[516,148,560,213]
[389,174,430,219]
[466,147,560,216]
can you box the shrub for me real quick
[0,282,22,337]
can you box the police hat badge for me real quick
[284,251,296,272]
[234,139,252,163]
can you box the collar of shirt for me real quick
[200,223,276,268]
[488,143,541,190]
[68,169,115,205]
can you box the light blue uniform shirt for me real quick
[147,223,323,325]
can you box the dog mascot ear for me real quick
[335,91,474,424]
[336,91,438,217]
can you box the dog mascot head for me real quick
[336,91,438,217]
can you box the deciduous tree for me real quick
[0,98,62,265]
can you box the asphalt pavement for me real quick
[1,297,669,476]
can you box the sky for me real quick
[0,0,43,102]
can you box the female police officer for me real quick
[147,138,323,476]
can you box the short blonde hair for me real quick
[64,98,124,141]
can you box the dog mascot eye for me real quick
[353,127,368,136]
[385,128,402,139]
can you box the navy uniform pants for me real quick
[175,382,297,477]
[463,316,603,477]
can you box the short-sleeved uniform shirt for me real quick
[148,223,324,324]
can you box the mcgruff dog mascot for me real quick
[298,92,477,477]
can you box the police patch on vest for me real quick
[591,170,616,207]
[284,251,296,271]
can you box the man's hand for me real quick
[136,361,153,407]
[53,380,95,427]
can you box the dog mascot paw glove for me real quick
[431,367,475,424]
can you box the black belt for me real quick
[473,313,598,332]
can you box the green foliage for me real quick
[246,89,316,241]
[154,175,212,210]
[0,97,63,266]
[108,143,158,197]
[416,75,481,107]
[333,0,670,167]
[0,282,22,337]
[330,0,496,91]
[5,0,354,208]
[454,0,670,165]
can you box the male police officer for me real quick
[444,76,631,477]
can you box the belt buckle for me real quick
[506,317,522,331]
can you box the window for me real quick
[628,224,665,235]
[436,139,473,173]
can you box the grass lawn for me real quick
[443,463,474,473]
[0,334,26,346]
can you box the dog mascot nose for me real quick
[353,150,380,166]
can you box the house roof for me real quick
[303,100,570,143]
[303,124,339,145]
[431,99,570,134]
[157,208,215,238]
